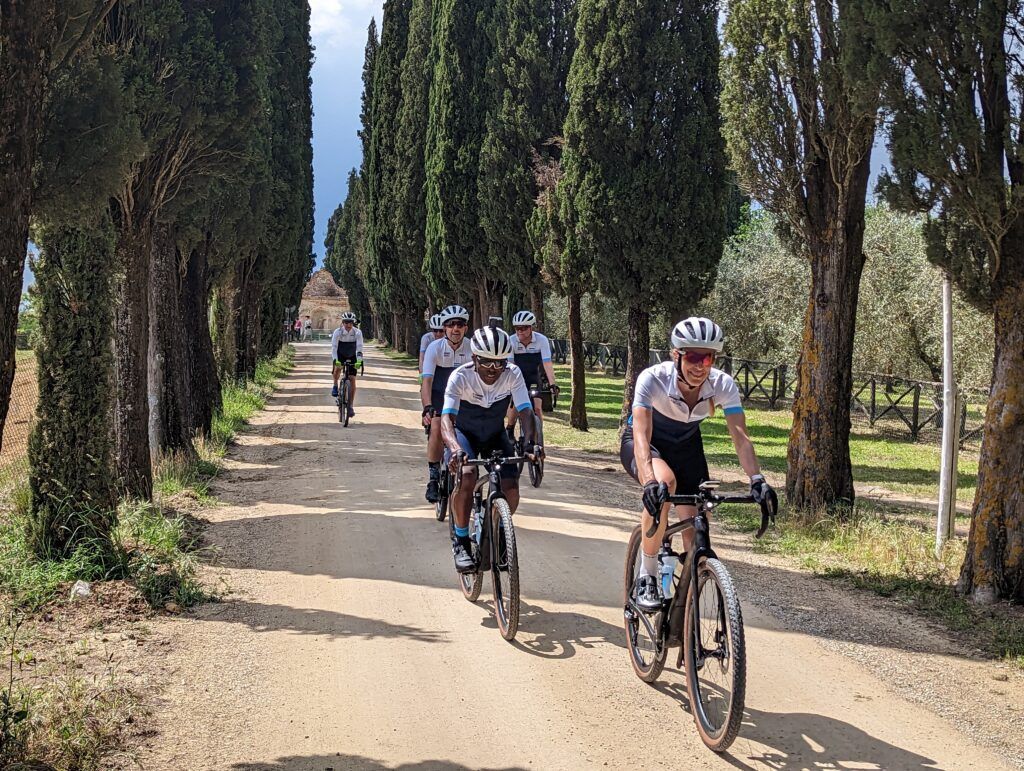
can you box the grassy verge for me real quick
[718,502,1024,668]
[0,347,293,769]
[543,363,979,506]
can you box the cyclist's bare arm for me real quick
[725,411,761,478]
[518,407,537,445]
[542,361,557,389]
[440,414,460,455]
[631,406,657,486]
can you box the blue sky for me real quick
[310,0,383,264]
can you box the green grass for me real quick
[543,364,979,505]
[718,502,1024,668]
[208,347,295,457]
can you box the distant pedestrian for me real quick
[303,318,312,341]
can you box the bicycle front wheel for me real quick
[490,498,520,641]
[623,525,666,683]
[339,381,350,427]
[435,470,448,522]
[683,557,746,752]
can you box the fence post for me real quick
[869,378,877,425]
[911,384,921,440]
[778,364,787,406]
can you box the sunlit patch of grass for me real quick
[545,363,979,504]
[718,502,1024,667]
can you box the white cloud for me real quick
[310,0,381,57]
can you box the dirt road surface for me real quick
[139,343,1015,771]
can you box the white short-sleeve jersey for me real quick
[631,361,743,445]
[331,327,363,361]
[421,337,472,379]
[510,331,552,361]
[419,332,436,353]
[442,362,532,416]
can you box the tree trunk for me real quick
[234,260,261,381]
[621,305,650,424]
[567,290,588,431]
[149,227,194,456]
[530,281,545,331]
[0,0,55,454]
[404,312,418,356]
[212,269,240,383]
[112,211,153,499]
[785,230,866,510]
[28,216,116,557]
[957,233,1024,603]
[182,242,220,437]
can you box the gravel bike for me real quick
[623,480,774,752]
[509,383,556,487]
[451,450,541,641]
[336,359,363,426]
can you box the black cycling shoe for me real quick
[634,574,663,613]
[425,478,439,503]
[453,542,476,574]
[347,405,355,418]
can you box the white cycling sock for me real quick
[639,552,659,578]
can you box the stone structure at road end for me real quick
[298,269,351,331]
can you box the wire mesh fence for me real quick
[0,351,37,498]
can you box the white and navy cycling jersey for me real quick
[331,326,364,362]
[631,361,743,447]
[510,332,552,386]
[419,331,437,354]
[442,362,532,441]
[422,337,473,407]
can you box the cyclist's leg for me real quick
[620,431,677,573]
[497,431,521,512]
[672,432,709,552]
[532,394,544,424]
[347,364,358,406]
[332,362,341,388]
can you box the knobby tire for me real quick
[490,498,520,641]
[623,525,667,683]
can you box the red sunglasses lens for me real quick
[683,351,714,365]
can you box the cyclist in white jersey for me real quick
[418,313,445,375]
[506,310,559,430]
[622,317,778,611]
[421,305,472,503]
[441,326,542,572]
[331,312,364,417]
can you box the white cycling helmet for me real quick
[429,313,444,330]
[341,311,357,323]
[670,317,724,352]
[512,310,536,327]
[470,326,514,359]
[439,304,470,324]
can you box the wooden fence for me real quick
[549,338,988,446]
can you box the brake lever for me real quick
[644,503,662,539]
[755,499,776,539]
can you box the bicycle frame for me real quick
[453,453,525,572]
[627,486,756,668]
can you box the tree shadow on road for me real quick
[471,600,627,658]
[651,679,943,771]
[231,754,529,770]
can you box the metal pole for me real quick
[936,274,958,556]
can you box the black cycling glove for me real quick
[642,481,669,517]
[750,474,779,516]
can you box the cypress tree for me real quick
[870,0,1023,602]
[326,170,374,329]
[560,0,727,419]
[360,20,379,180]
[0,2,117,457]
[477,0,557,300]
[393,0,434,307]
[424,0,497,314]
[367,0,419,350]
[721,0,882,509]
[28,218,118,557]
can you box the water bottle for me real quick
[473,512,483,545]
[659,553,678,599]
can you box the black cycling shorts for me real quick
[619,426,709,495]
[445,428,520,481]
[333,356,359,376]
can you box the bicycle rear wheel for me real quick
[513,413,544,487]
[435,470,448,522]
[683,557,746,752]
[623,525,667,683]
[339,381,350,427]
[459,507,482,602]
[490,498,520,641]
